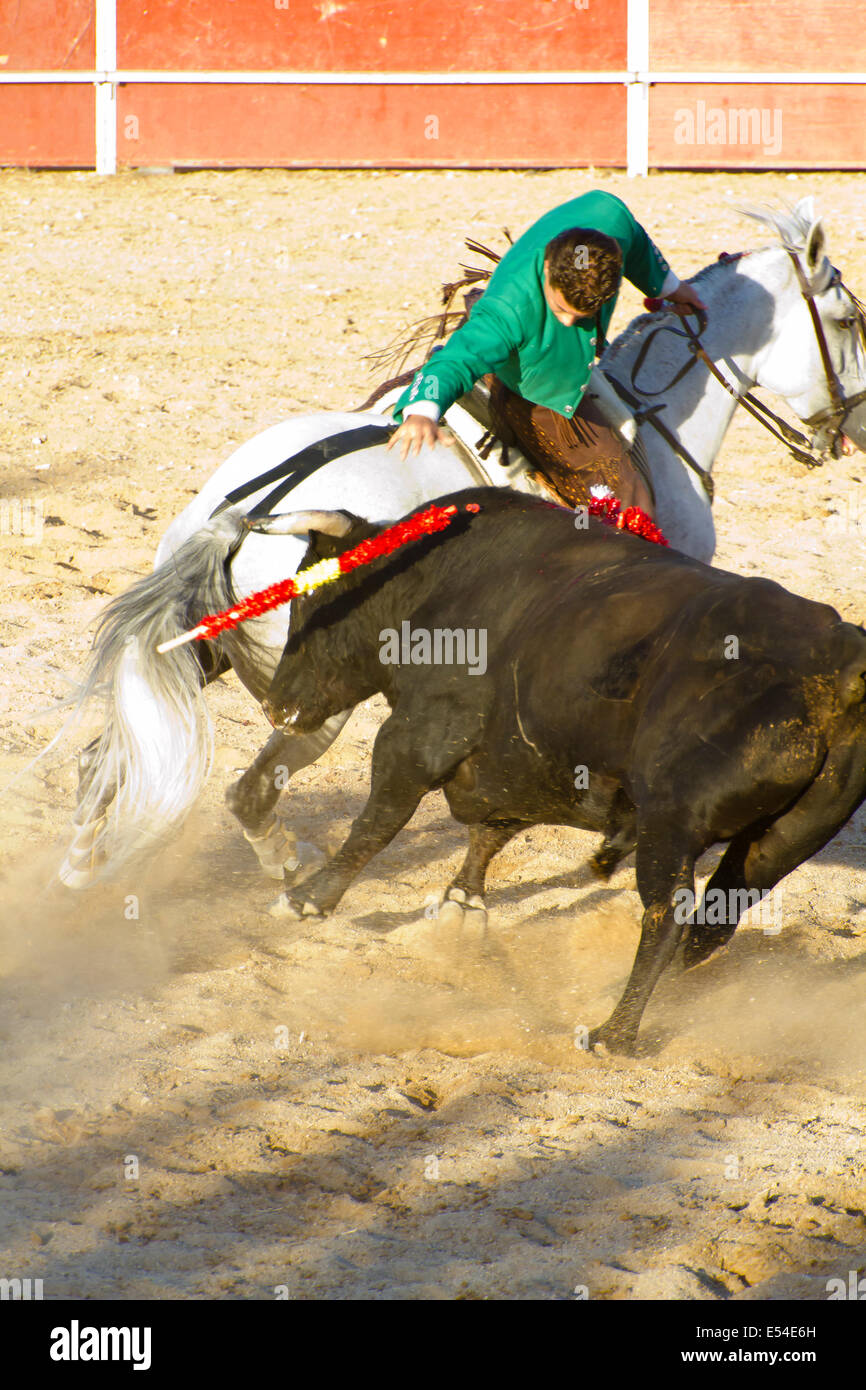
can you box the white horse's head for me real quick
[743,197,866,454]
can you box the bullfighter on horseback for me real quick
[388,189,706,514]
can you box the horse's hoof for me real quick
[58,859,95,890]
[285,840,327,886]
[244,817,325,882]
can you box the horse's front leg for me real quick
[57,736,118,888]
[225,710,352,880]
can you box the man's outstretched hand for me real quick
[665,282,708,318]
[387,414,448,460]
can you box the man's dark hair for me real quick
[544,227,623,314]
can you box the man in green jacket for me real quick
[388,189,705,513]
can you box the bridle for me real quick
[784,250,866,454]
[605,248,866,502]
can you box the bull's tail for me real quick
[59,508,250,886]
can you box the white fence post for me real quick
[627,0,650,176]
[95,0,117,174]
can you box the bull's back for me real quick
[473,524,844,776]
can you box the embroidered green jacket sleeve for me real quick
[393,189,674,422]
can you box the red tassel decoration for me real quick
[157,493,665,656]
[588,494,668,546]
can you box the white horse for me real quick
[59,199,866,890]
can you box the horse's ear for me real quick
[805,218,826,273]
[792,194,816,226]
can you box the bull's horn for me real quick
[245,510,355,537]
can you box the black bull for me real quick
[261,488,866,1053]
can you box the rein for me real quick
[605,248,866,496]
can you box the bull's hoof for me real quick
[436,886,488,939]
[679,930,729,971]
[267,892,324,920]
[244,817,325,883]
[589,849,616,881]
[588,1023,637,1056]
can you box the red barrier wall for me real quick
[649,84,866,170]
[0,0,94,69]
[117,0,627,72]
[112,0,626,168]
[116,82,626,169]
[0,0,94,166]
[0,0,863,170]
[0,85,95,166]
[649,0,866,71]
[648,0,866,168]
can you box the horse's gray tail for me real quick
[59,508,249,887]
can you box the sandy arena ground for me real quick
[0,167,865,1301]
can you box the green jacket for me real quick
[394,190,673,422]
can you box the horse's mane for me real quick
[734,196,817,252]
